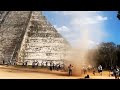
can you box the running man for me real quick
[98,65,103,76]
[68,64,73,76]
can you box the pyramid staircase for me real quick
[0,11,70,65]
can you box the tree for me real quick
[117,11,120,20]
[116,45,120,66]
[94,42,118,69]
[86,42,120,69]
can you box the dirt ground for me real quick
[0,65,116,79]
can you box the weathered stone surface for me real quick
[0,11,31,63]
[0,11,70,65]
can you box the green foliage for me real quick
[89,42,120,69]
[117,11,120,20]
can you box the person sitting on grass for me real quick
[84,74,90,79]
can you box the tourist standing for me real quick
[41,61,44,68]
[93,67,96,75]
[32,61,35,68]
[36,61,39,67]
[116,66,119,79]
[46,62,48,67]
[50,61,52,71]
[83,66,87,74]
[68,64,73,76]
[98,65,102,76]
[25,61,28,67]
[52,63,55,70]
[3,60,5,65]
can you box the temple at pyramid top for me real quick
[0,11,70,65]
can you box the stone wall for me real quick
[0,11,70,65]
[18,11,70,65]
[0,11,31,63]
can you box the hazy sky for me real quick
[43,11,120,48]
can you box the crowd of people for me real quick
[67,64,120,79]
[1,59,120,79]
[31,60,65,72]
[109,66,120,79]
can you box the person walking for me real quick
[93,67,96,76]
[116,66,119,79]
[3,60,5,65]
[98,65,103,76]
[68,64,73,76]
[50,61,53,71]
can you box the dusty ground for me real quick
[0,65,115,79]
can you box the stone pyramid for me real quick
[0,11,70,65]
